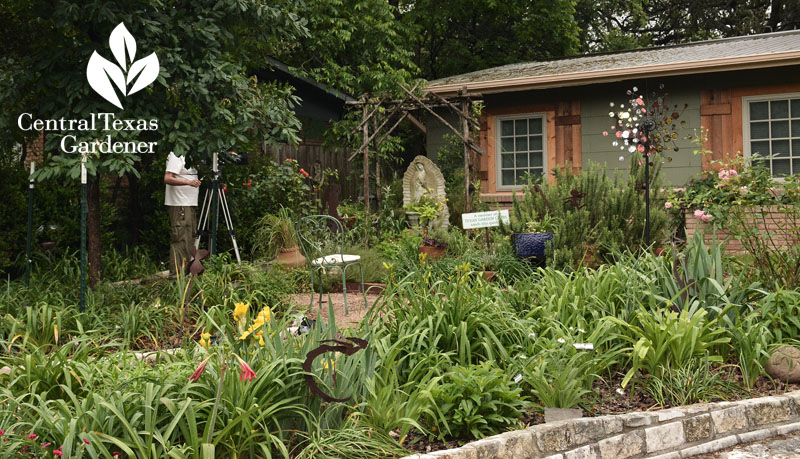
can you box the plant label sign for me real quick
[461,210,510,229]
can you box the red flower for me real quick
[83,438,90,445]
[236,355,256,382]
[112,453,121,457]
[53,447,63,457]
[222,183,227,194]
[188,356,212,382]
[0,429,4,436]
[299,168,309,178]
[27,433,37,440]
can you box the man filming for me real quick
[164,151,201,275]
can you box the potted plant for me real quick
[253,207,304,269]
[513,215,557,258]
[337,202,361,228]
[404,194,448,260]
[480,253,498,282]
[420,227,449,260]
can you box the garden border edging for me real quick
[403,390,800,459]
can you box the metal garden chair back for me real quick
[295,215,366,317]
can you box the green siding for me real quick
[425,112,460,163]
[581,88,702,186]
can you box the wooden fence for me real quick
[262,140,358,199]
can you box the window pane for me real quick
[773,159,791,176]
[515,169,526,184]
[528,168,544,178]
[501,137,514,152]
[515,136,527,151]
[529,135,543,151]
[772,120,790,138]
[792,120,800,137]
[772,100,789,119]
[502,170,515,186]
[792,139,800,157]
[750,101,769,120]
[753,158,769,171]
[501,153,514,168]
[793,159,800,176]
[516,153,528,167]
[531,152,543,167]
[529,118,542,134]
[773,140,790,157]
[751,140,770,157]
[792,100,800,118]
[515,119,528,135]
[501,120,514,136]
[751,121,769,139]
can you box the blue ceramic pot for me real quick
[513,232,554,258]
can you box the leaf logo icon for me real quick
[86,23,159,109]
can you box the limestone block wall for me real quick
[404,391,800,459]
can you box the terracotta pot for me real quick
[418,245,446,260]
[276,246,305,269]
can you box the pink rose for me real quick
[615,131,623,138]
[636,97,644,105]
[701,214,711,223]
[603,131,608,136]
[694,209,704,218]
[664,202,672,209]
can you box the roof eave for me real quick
[426,50,800,96]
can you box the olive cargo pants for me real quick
[167,205,197,275]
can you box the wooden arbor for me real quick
[346,82,483,219]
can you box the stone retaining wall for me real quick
[404,391,800,459]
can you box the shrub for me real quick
[677,151,800,289]
[505,159,669,270]
[427,362,527,440]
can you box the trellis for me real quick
[345,82,483,220]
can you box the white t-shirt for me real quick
[164,152,199,206]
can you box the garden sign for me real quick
[461,210,510,249]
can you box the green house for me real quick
[425,30,800,207]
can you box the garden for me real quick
[3,3,800,458]
[2,139,800,458]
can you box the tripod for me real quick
[194,152,242,263]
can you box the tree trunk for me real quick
[126,170,140,246]
[87,177,102,287]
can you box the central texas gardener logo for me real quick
[86,23,160,110]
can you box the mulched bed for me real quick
[404,369,800,455]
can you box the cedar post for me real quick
[374,115,381,213]
[462,99,471,214]
[362,98,370,218]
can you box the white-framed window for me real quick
[496,113,547,190]
[743,92,800,177]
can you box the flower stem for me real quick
[205,361,227,444]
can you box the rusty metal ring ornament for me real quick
[303,336,368,402]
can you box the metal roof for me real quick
[427,30,800,95]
